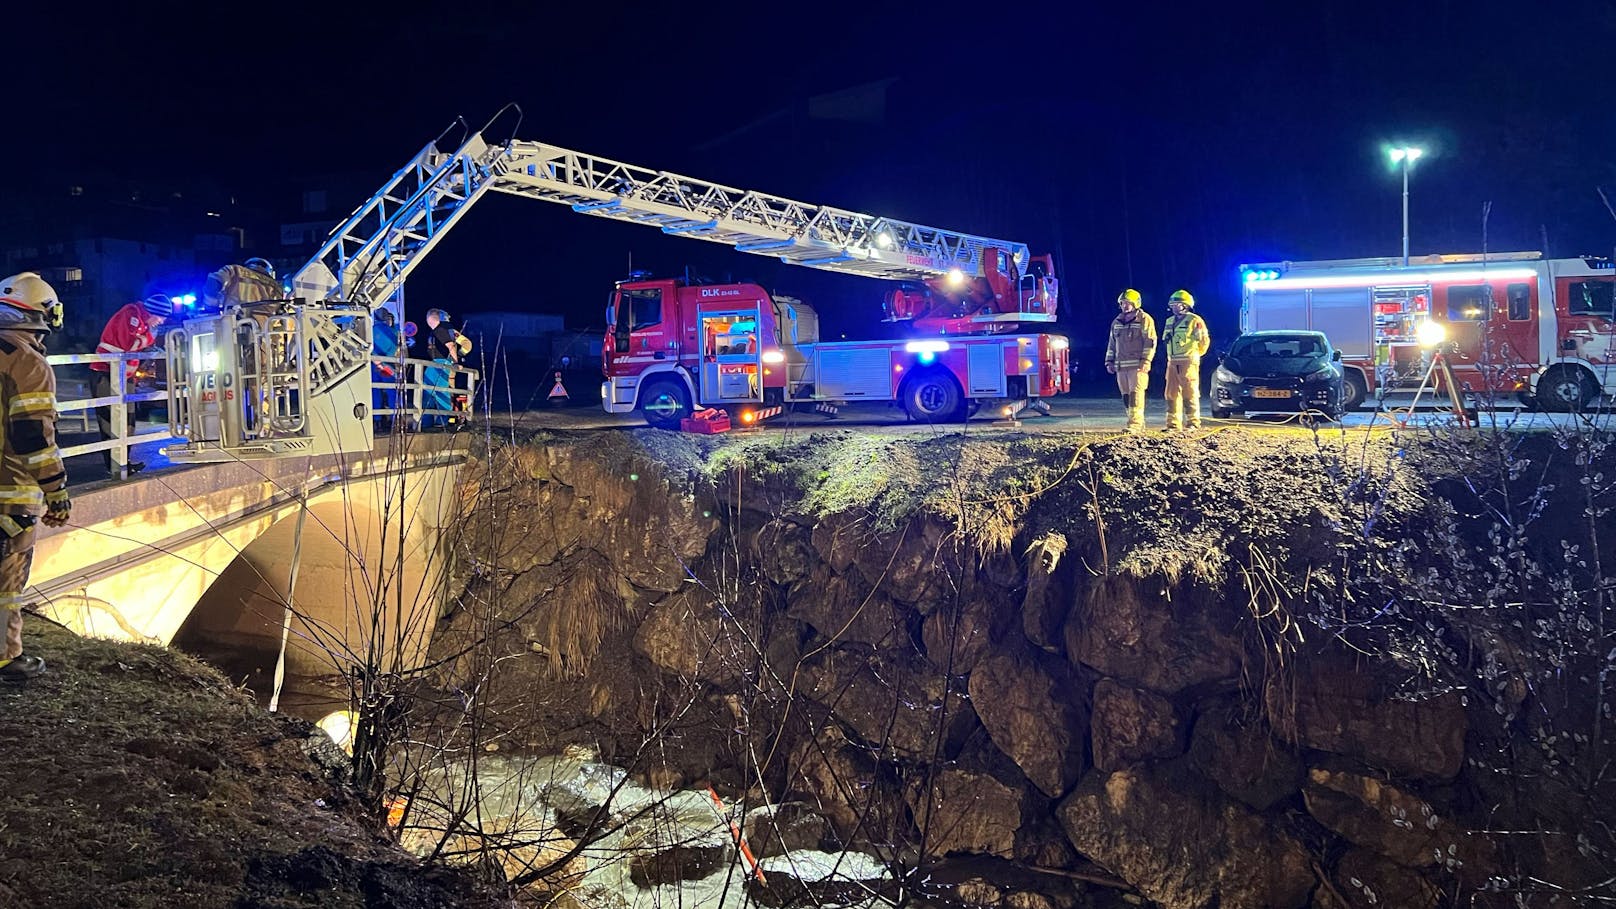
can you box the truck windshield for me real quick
[1567,280,1615,317]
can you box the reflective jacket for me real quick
[89,302,157,374]
[1105,311,1157,370]
[0,329,66,517]
[1164,312,1211,362]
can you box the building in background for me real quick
[459,310,604,404]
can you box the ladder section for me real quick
[290,134,504,306]
[490,140,1028,281]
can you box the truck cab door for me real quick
[613,284,677,362]
[1555,275,1616,369]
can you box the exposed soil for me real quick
[0,620,508,909]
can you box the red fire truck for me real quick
[584,181,1069,426]
[604,255,1070,428]
[1239,252,1616,411]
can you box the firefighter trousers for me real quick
[1115,365,1148,431]
[0,523,37,661]
[1165,359,1202,428]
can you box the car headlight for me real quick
[1213,365,1241,383]
[1303,366,1339,384]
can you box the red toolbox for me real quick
[681,408,731,434]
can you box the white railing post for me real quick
[111,357,129,478]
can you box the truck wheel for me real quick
[901,370,965,422]
[1537,365,1597,412]
[1341,370,1368,412]
[639,379,692,429]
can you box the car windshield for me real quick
[1231,336,1326,359]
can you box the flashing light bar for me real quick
[1243,269,1282,282]
[1247,267,1539,291]
[904,340,951,354]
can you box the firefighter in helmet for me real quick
[1105,288,1157,433]
[1162,289,1211,430]
[0,273,71,681]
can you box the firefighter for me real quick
[1105,288,1157,433]
[203,257,281,310]
[0,273,71,681]
[89,292,171,477]
[1162,289,1211,430]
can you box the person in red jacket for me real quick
[89,293,171,477]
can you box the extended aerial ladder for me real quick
[166,122,1058,461]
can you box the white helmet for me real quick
[244,257,276,279]
[0,272,63,331]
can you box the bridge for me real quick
[28,351,479,717]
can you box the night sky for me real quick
[13,1,1616,376]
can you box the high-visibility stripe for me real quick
[7,392,54,416]
[0,515,22,537]
[0,489,44,506]
[96,343,126,353]
[22,450,58,468]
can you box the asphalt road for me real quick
[55,390,1611,496]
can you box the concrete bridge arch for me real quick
[29,437,468,714]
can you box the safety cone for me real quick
[548,371,570,407]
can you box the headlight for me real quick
[1303,366,1339,384]
[1213,365,1241,383]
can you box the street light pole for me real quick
[1400,157,1410,266]
[1389,146,1424,266]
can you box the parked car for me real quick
[1211,330,1345,420]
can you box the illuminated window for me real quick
[1445,285,1489,321]
[63,267,83,284]
[1507,283,1531,321]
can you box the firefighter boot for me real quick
[0,653,45,681]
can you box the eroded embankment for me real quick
[423,424,1615,908]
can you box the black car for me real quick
[1211,330,1345,420]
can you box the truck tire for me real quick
[901,370,965,422]
[1537,365,1597,412]
[1341,370,1368,412]
[639,378,692,429]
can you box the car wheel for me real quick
[1341,370,1368,412]
[639,378,692,429]
[1537,365,1597,412]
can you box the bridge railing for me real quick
[48,351,174,476]
[44,352,483,478]
[368,355,481,426]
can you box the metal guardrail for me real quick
[47,351,480,480]
[48,351,170,477]
[367,354,481,423]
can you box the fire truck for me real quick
[161,124,1070,462]
[1239,252,1616,411]
[604,248,1067,428]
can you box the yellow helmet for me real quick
[1168,289,1195,308]
[0,272,63,331]
[1117,288,1142,306]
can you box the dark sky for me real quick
[12,1,1616,371]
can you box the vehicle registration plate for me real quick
[1252,388,1293,399]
